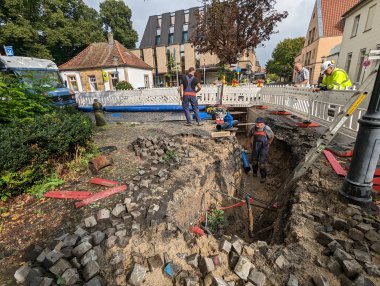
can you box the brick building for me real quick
[59,34,153,92]
[130,6,258,86]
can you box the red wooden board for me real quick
[373,177,380,185]
[296,122,321,128]
[325,147,353,157]
[75,185,127,208]
[270,111,292,115]
[256,105,269,109]
[88,178,119,187]
[372,185,380,194]
[44,191,92,200]
[323,150,347,177]
[375,169,380,176]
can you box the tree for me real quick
[100,0,138,49]
[266,37,305,81]
[190,0,288,65]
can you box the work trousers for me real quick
[251,141,269,178]
[182,95,201,124]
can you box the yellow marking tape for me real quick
[347,93,367,115]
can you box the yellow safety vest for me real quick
[321,68,352,90]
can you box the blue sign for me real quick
[4,46,14,56]
[235,67,242,73]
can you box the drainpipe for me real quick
[340,68,380,203]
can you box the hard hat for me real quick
[320,61,334,74]
[256,117,265,123]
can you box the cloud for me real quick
[84,0,314,66]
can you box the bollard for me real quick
[93,99,107,126]
[340,69,380,203]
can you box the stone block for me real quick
[349,228,364,241]
[356,223,373,233]
[365,230,380,242]
[128,264,146,286]
[287,274,299,286]
[200,257,215,274]
[220,240,232,254]
[83,260,100,281]
[115,229,127,237]
[91,231,105,245]
[353,276,376,286]
[110,251,124,265]
[186,253,199,268]
[213,276,229,286]
[49,258,71,276]
[96,209,110,221]
[231,236,244,254]
[275,255,289,269]
[354,249,371,264]
[70,257,81,268]
[74,227,88,238]
[333,217,348,231]
[229,251,240,269]
[84,275,106,286]
[80,249,98,266]
[104,227,116,238]
[14,264,31,284]
[147,254,164,271]
[105,236,118,248]
[312,275,330,286]
[327,240,343,253]
[248,269,266,286]
[84,216,97,228]
[36,248,50,263]
[61,268,79,285]
[72,242,92,258]
[234,256,253,281]
[316,231,335,246]
[117,236,129,248]
[342,259,363,279]
[327,257,341,276]
[43,250,64,269]
[333,248,353,264]
[112,204,126,217]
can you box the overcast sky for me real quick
[84,0,314,66]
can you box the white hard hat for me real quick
[320,61,334,74]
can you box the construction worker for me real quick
[246,117,274,183]
[180,67,203,126]
[314,61,352,91]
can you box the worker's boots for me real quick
[260,177,266,184]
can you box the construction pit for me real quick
[4,108,380,286]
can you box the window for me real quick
[182,31,188,44]
[365,5,376,31]
[88,75,97,92]
[345,53,352,73]
[356,48,366,82]
[110,73,119,90]
[155,35,160,45]
[170,14,175,26]
[144,75,150,88]
[168,33,174,45]
[351,15,360,37]
[157,17,162,28]
[67,75,78,91]
[184,13,189,24]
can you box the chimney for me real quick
[107,32,114,45]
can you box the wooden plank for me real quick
[44,191,92,200]
[372,177,380,185]
[211,131,231,138]
[75,185,127,208]
[323,150,347,177]
[88,178,119,187]
[374,169,380,176]
[237,123,255,126]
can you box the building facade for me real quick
[59,34,153,92]
[337,0,380,85]
[293,0,358,84]
[131,7,258,86]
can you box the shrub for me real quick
[116,81,133,90]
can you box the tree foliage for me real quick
[190,0,288,64]
[100,0,138,49]
[266,37,305,80]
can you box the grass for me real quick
[163,150,177,162]
[207,209,226,233]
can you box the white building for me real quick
[59,34,153,92]
[337,0,380,85]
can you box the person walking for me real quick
[294,62,310,87]
[180,67,203,126]
[313,61,352,91]
[246,117,274,183]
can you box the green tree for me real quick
[266,37,305,81]
[99,0,138,49]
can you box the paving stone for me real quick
[231,236,244,254]
[130,211,141,219]
[200,256,215,274]
[74,227,88,238]
[365,262,380,277]
[186,253,199,268]
[353,275,376,286]
[346,207,361,217]
[84,275,106,286]
[117,236,130,248]
[72,242,92,258]
[49,258,71,276]
[61,234,79,249]
[80,249,98,266]
[333,248,353,264]
[316,231,335,246]
[354,249,371,264]
[91,231,105,245]
[128,264,146,286]
[80,235,93,244]
[333,217,348,231]
[287,274,299,286]
[61,268,79,285]
[228,251,240,269]
[14,264,31,283]
[349,228,364,241]
[213,276,229,286]
[342,259,363,279]
[220,240,232,253]
[234,256,253,280]
[70,257,81,268]
[102,228,115,239]
[275,255,290,269]
[105,235,118,248]
[126,202,138,212]
[243,246,255,257]
[36,248,50,263]
[84,216,97,228]
[312,274,330,286]
[370,242,380,254]
[110,251,124,265]
[112,204,126,217]
[116,223,126,231]
[327,257,341,276]
[115,229,127,237]
[147,254,164,271]
[96,209,111,221]
[248,269,266,286]
[131,221,141,233]
[328,240,343,253]
[365,230,380,242]
[83,260,100,281]
[43,250,64,269]
[353,215,363,222]
[139,180,150,188]
[357,223,373,233]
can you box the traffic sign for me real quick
[235,67,241,73]
[363,60,371,68]
[3,46,14,56]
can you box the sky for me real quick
[84,0,315,66]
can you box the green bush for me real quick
[0,110,94,200]
[116,81,133,90]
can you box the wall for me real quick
[78,69,104,92]
[184,43,196,70]
[337,0,380,84]
[60,71,83,92]
[156,46,168,74]
[127,67,153,88]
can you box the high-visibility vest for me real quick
[321,68,352,90]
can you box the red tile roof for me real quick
[321,0,358,37]
[59,41,152,71]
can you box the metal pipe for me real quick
[340,69,380,203]
[241,151,251,172]
[216,122,230,131]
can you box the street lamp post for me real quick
[112,56,119,90]
[236,51,242,82]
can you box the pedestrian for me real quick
[246,117,274,183]
[180,67,203,126]
[313,61,352,91]
[294,62,310,87]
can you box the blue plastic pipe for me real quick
[242,151,251,173]
[79,105,207,112]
